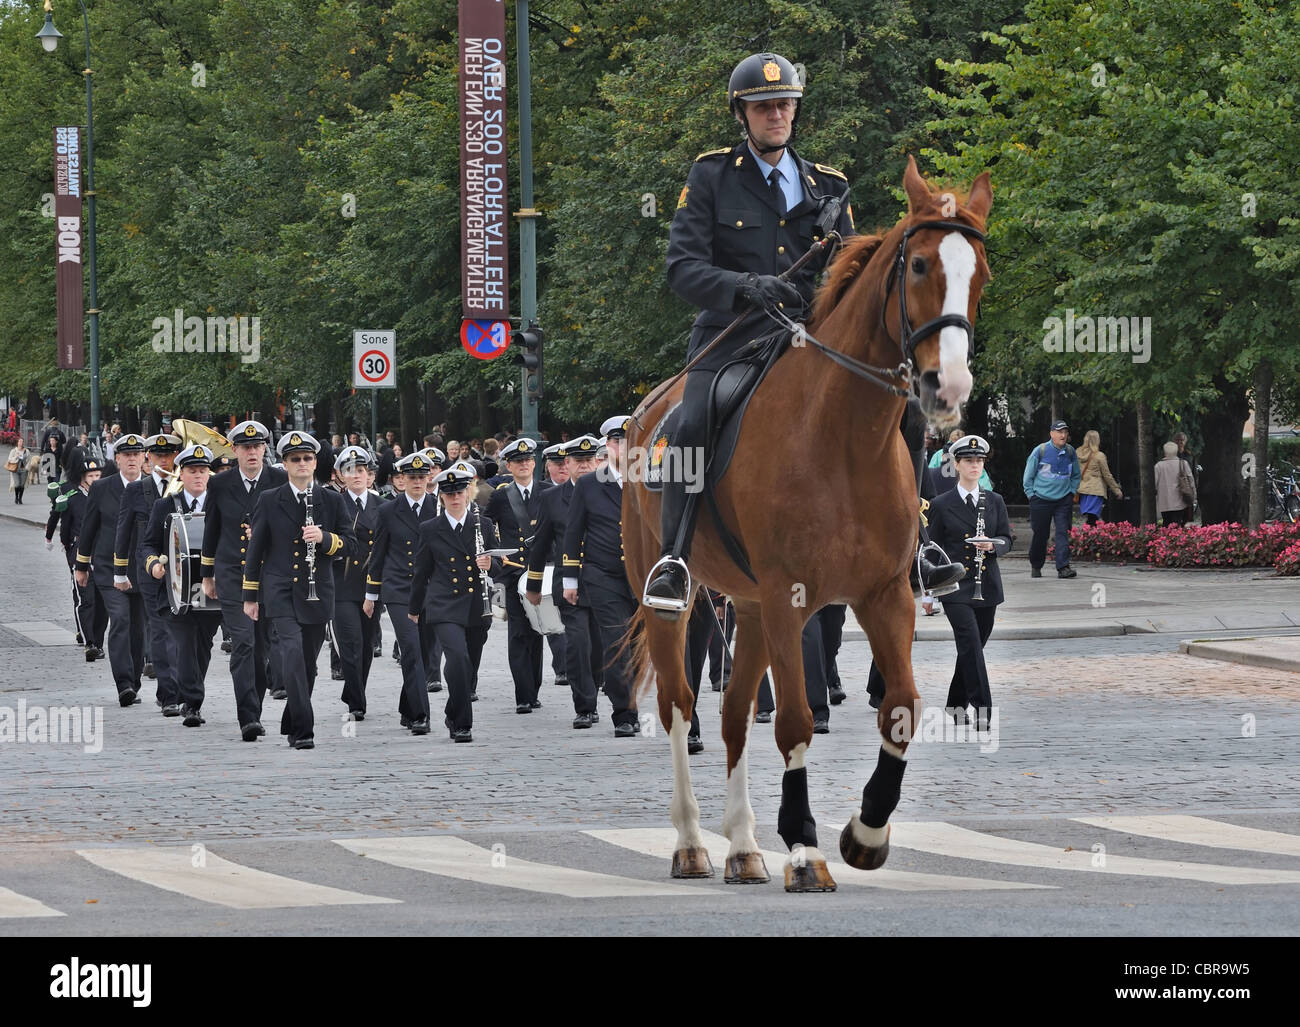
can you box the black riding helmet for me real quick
[728,52,803,153]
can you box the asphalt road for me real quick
[1,513,1297,937]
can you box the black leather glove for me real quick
[736,272,801,312]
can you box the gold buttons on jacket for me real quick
[779,218,786,227]
[777,245,785,254]
[735,220,743,227]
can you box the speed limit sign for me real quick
[353,329,396,389]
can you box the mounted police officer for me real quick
[644,51,963,613]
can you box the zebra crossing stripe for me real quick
[1071,815,1300,856]
[890,822,1300,885]
[76,847,400,909]
[0,886,64,919]
[584,828,1052,892]
[334,836,705,898]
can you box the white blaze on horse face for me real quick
[935,232,976,408]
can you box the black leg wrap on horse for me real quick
[777,767,818,850]
[860,746,907,829]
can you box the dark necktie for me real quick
[455,521,464,538]
[522,488,530,504]
[412,502,421,519]
[768,168,786,216]
[298,494,307,518]
[967,493,977,512]
[246,478,256,493]
[355,496,363,513]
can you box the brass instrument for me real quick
[473,504,492,619]
[304,484,320,602]
[158,419,238,496]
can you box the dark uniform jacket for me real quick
[59,487,90,562]
[485,477,550,581]
[561,470,630,603]
[201,464,288,602]
[927,486,1013,607]
[240,484,355,623]
[140,491,203,615]
[526,480,575,604]
[333,490,382,603]
[667,141,855,369]
[114,472,167,603]
[366,494,436,605]
[409,507,502,626]
[75,472,136,589]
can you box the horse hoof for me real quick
[671,846,715,878]
[784,860,837,893]
[724,852,770,884]
[839,821,891,870]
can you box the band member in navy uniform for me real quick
[332,445,381,720]
[643,51,962,615]
[115,431,182,709]
[487,438,551,714]
[143,444,223,727]
[528,435,603,728]
[416,446,447,694]
[410,465,502,743]
[75,433,148,706]
[242,431,355,749]
[539,443,569,690]
[562,416,641,736]
[201,420,288,739]
[365,451,436,733]
[61,458,107,662]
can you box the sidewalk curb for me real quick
[843,623,1129,643]
[1180,637,1300,674]
[0,510,48,530]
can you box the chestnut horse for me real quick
[622,157,992,891]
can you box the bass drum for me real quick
[166,512,218,615]
[518,568,564,635]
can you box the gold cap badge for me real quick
[763,61,781,82]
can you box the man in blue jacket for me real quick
[1022,420,1081,578]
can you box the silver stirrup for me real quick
[642,555,692,614]
[917,542,963,598]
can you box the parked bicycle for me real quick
[1265,463,1300,523]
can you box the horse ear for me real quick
[903,155,931,213]
[966,171,993,222]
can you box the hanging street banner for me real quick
[53,126,84,370]
[459,0,510,321]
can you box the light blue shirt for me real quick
[747,144,803,212]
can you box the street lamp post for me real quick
[38,0,101,451]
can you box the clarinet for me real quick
[473,503,492,619]
[304,485,320,602]
[972,489,987,602]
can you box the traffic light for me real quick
[513,323,544,401]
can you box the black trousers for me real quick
[505,581,544,704]
[101,581,145,695]
[434,619,488,732]
[707,596,734,686]
[802,607,833,722]
[420,618,442,684]
[387,603,429,721]
[272,617,326,745]
[559,600,601,715]
[333,599,377,714]
[67,557,107,649]
[142,596,178,707]
[166,608,222,709]
[943,602,996,713]
[548,631,566,681]
[585,579,639,728]
[219,598,271,729]
[1028,494,1074,570]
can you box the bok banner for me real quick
[459,0,510,321]
[53,126,84,370]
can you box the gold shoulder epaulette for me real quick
[495,481,510,489]
[695,147,730,162]
[814,163,848,181]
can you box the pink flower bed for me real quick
[1066,521,1300,570]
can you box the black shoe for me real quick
[470,691,479,702]
[1031,566,1043,578]
[92,647,105,660]
[372,644,382,658]
[330,667,344,681]
[427,680,443,693]
[270,688,287,700]
[162,703,182,717]
[554,677,568,688]
[392,643,400,661]
[181,706,204,727]
[813,718,830,734]
[590,710,600,724]
[643,557,690,617]
[241,721,262,741]
[85,647,97,662]
[530,699,542,709]
[400,715,411,728]
[573,712,594,729]
[516,704,533,714]
[118,688,137,708]
[710,679,722,692]
[410,717,430,735]
[614,721,638,738]
[348,709,365,722]
[255,724,266,736]
[1058,565,1077,578]
[292,738,315,750]
[221,639,232,653]
[143,662,156,679]
[687,734,703,754]
[75,631,83,645]
[911,548,965,598]
[754,711,772,724]
[828,683,846,706]
[451,727,473,743]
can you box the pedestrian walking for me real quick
[6,436,28,503]
[1075,429,1124,526]
[1154,441,1194,526]
[1022,419,1081,578]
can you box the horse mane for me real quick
[809,234,884,328]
